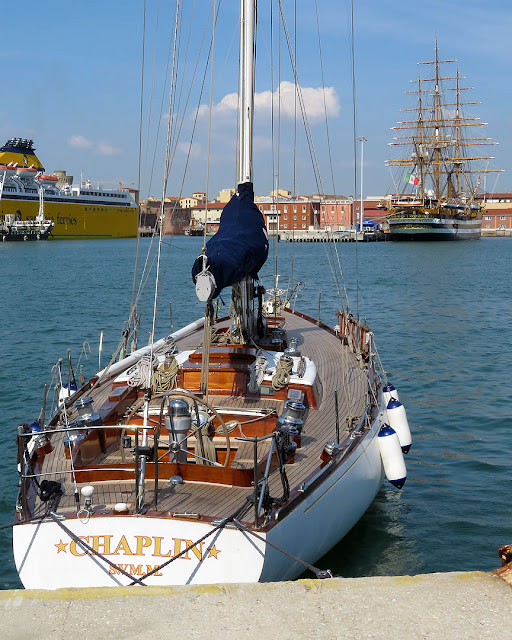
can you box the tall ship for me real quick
[385,44,501,240]
[0,138,138,239]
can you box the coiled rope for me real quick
[151,355,179,393]
[127,354,159,388]
[272,355,293,390]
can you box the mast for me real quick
[388,43,502,209]
[454,66,462,198]
[238,0,255,185]
[433,41,441,200]
[416,72,425,200]
[193,0,267,341]
[236,0,256,341]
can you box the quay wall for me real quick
[1,572,511,639]
[482,229,512,237]
[272,230,390,242]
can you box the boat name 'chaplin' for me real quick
[54,534,221,562]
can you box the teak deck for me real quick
[31,309,367,526]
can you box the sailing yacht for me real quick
[385,43,501,240]
[13,0,411,589]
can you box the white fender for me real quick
[58,382,77,405]
[378,424,406,489]
[382,382,399,405]
[386,399,412,454]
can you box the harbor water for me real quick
[0,236,510,589]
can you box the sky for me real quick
[2,0,511,200]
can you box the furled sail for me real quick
[192,182,268,301]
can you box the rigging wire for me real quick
[277,0,324,196]
[152,0,224,335]
[312,0,350,314]
[129,0,148,343]
[145,2,184,197]
[149,0,182,354]
[84,0,208,386]
[265,0,350,316]
[123,1,216,354]
[314,0,336,197]
[203,0,217,248]
[275,2,282,282]
[350,0,360,321]
[290,0,296,291]
[269,0,278,283]
[143,0,161,188]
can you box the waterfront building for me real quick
[189,201,224,233]
[318,196,352,230]
[179,195,205,209]
[141,189,512,237]
[480,194,512,234]
[255,196,320,233]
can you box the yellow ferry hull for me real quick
[0,197,138,239]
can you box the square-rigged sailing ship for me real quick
[385,43,502,240]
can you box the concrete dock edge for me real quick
[1,571,511,639]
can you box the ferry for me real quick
[0,138,138,239]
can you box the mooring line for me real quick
[48,512,147,586]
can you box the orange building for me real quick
[318,196,388,230]
[318,197,352,229]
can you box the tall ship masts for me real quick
[385,42,502,240]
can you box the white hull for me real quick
[261,417,384,581]
[14,516,267,589]
[14,416,383,589]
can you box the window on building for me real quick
[302,205,306,212]
[485,224,490,228]
[283,215,287,220]
[284,205,287,212]
[500,216,507,220]
[293,215,297,220]
[302,215,306,220]
[484,216,492,220]
[282,224,288,229]
[302,223,306,228]
[293,206,297,213]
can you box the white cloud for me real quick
[69,135,93,149]
[255,81,340,123]
[98,142,121,156]
[199,81,340,124]
[68,135,120,155]
[178,141,202,159]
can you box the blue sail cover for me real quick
[191,182,269,299]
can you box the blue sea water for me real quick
[0,236,510,588]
